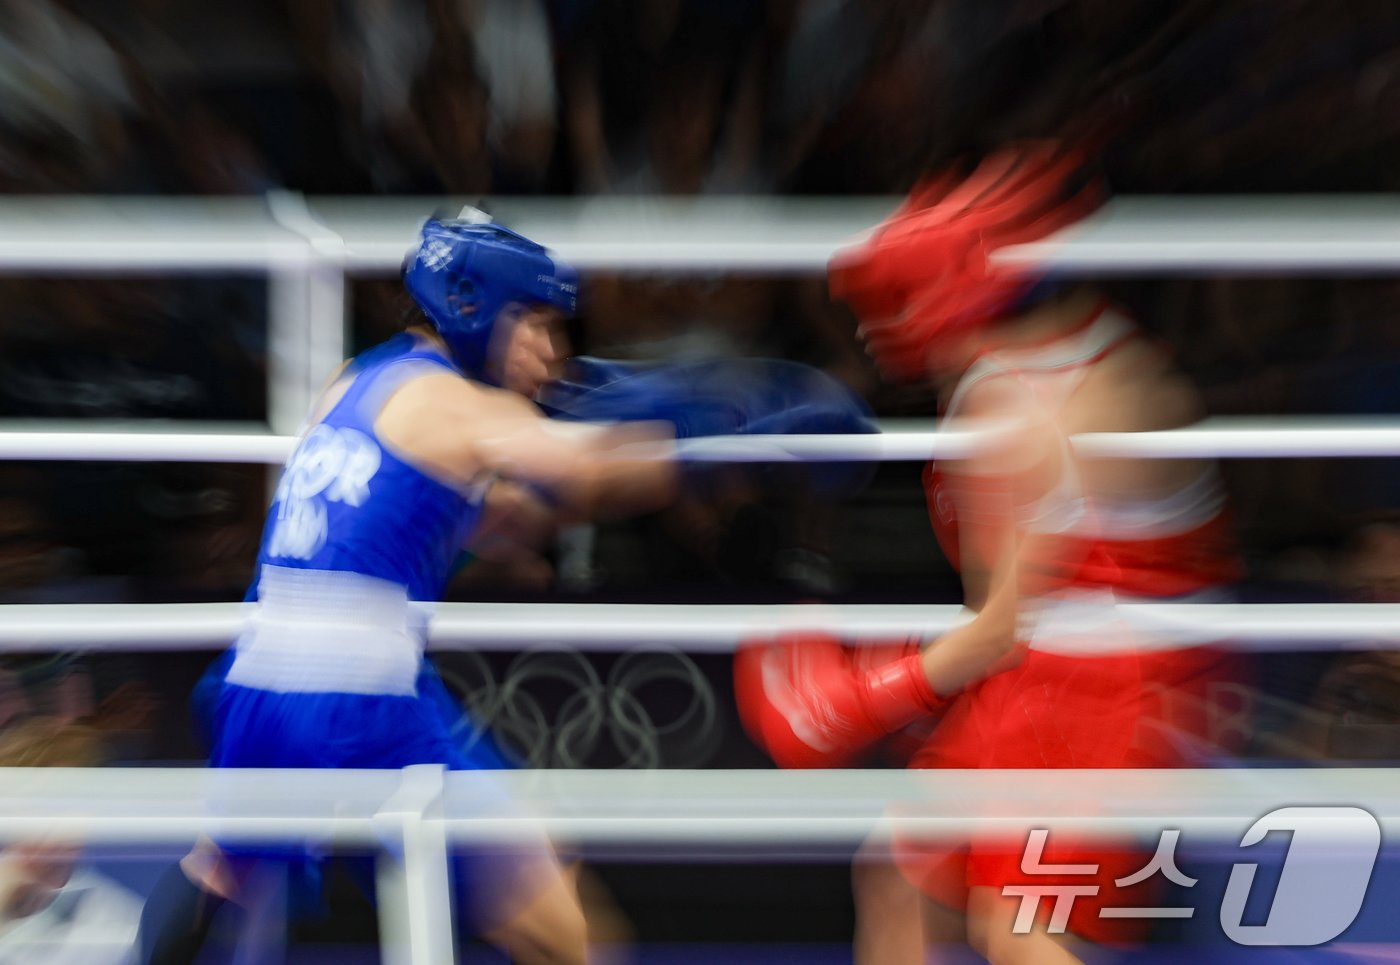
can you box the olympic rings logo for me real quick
[437,648,724,769]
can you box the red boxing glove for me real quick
[734,632,946,769]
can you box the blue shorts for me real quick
[194,653,537,931]
[207,658,509,773]
[203,654,509,771]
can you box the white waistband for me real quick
[1022,586,1231,656]
[225,566,427,696]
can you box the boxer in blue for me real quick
[138,211,899,964]
[137,215,676,965]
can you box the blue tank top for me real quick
[250,333,484,602]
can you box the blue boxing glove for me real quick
[538,356,878,496]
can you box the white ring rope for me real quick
[0,601,1397,652]
[0,430,294,464]
[5,417,1400,463]
[0,767,1395,847]
[4,195,1400,273]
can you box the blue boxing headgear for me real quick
[403,216,579,382]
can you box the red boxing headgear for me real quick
[829,142,1102,380]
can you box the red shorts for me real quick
[893,646,1240,944]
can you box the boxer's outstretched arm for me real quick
[376,371,678,519]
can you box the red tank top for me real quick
[923,306,1242,597]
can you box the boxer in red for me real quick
[737,142,1244,964]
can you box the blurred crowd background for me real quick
[0,0,1399,931]
[2,0,1400,957]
